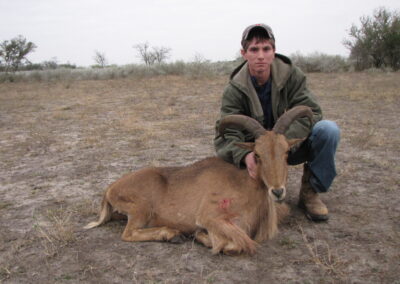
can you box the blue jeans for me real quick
[287,120,340,193]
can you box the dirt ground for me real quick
[0,72,399,283]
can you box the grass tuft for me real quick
[298,224,345,277]
[33,207,76,257]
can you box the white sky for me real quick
[1,0,399,67]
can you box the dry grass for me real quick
[308,72,400,102]
[298,224,345,277]
[0,265,12,282]
[72,199,99,218]
[0,201,12,210]
[33,207,76,257]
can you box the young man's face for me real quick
[241,39,275,78]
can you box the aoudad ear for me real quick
[287,138,306,150]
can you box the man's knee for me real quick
[312,120,340,143]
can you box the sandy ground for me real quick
[0,72,399,283]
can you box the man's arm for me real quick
[214,86,253,168]
[283,67,323,139]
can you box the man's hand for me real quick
[244,152,258,179]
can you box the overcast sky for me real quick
[1,0,399,67]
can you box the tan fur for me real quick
[85,131,294,255]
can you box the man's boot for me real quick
[298,164,329,221]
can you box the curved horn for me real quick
[272,105,313,134]
[219,115,266,139]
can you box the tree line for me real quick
[1,7,399,72]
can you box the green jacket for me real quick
[214,53,322,168]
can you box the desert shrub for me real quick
[290,52,350,73]
[344,7,400,71]
[0,72,16,83]
[158,61,186,76]
[20,63,43,71]
[212,59,244,75]
[58,63,76,69]
[363,66,394,73]
[0,35,37,72]
[184,61,215,79]
[26,71,43,82]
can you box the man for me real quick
[214,24,340,222]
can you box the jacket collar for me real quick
[230,61,264,117]
[230,53,293,91]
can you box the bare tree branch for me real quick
[93,50,108,68]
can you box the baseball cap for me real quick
[241,24,275,48]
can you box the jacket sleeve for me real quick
[283,67,323,139]
[214,85,253,168]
